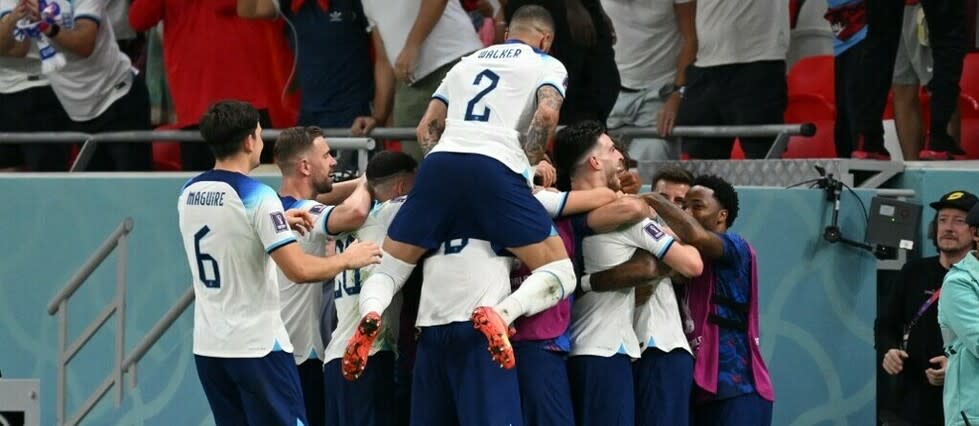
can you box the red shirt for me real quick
[130,0,297,127]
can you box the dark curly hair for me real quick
[552,120,606,191]
[693,174,739,228]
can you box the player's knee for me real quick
[534,258,576,299]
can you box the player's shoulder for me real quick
[182,170,272,197]
[373,196,407,214]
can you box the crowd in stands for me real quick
[1,0,978,172]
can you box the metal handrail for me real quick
[45,216,197,426]
[48,218,134,426]
[47,218,133,315]
[0,123,814,145]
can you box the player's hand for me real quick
[341,240,382,269]
[925,355,947,386]
[535,161,556,187]
[882,349,909,375]
[657,93,681,137]
[395,43,420,84]
[9,0,34,21]
[618,170,641,194]
[285,209,314,236]
[350,116,378,136]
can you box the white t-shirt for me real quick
[695,0,789,67]
[430,42,568,178]
[323,198,406,363]
[178,170,296,358]
[361,0,481,82]
[573,219,676,359]
[276,198,336,365]
[0,1,48,93]
[45,0,134,121]
[602,0,693,91]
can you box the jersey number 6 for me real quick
[193,226,221,288]
[464,69,500,122]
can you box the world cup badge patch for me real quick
[271,212,288,232]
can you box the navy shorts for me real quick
[410,322,523,426]
[514,342,575,425]
[568,354,635,426]
[323,351,395,426]
[194,351,307,426]
[387,152,554,251]
[634,348,694,426]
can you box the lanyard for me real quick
[901,288,941,351]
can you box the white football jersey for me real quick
[178,170,296,358]
[277,197,336,365]
[323,198,406,363]
[573,218,677,359]
[430,42,568,178]
[633,217,691,355]
[416,239,514,327]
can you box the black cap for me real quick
[968,203,979,226]
[929,190,979,213]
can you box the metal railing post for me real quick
[115,233,127,406]
[70,138,97,172]
[56,300,66,426]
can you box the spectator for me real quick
[504,0,620,125]
[361,0,482,161]
[854,0,968,160]
[129,0,294,170]
[0,0,152,171]
[675,0,789,159]
[238,0,378,173]
[891,1,961,161]
[936,203,979,426]
[877,191,978,425]
[823,0,869,158]
[602,0,697,165]
[0,0,72,171]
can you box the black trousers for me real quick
[71,73,153,171]
[855,0,968,152]
[835,41,868,156]
[677,60,788,159]
[0,85,73,171]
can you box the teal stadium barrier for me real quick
[1,173,903,425]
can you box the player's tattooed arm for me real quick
[416,99,448,155]
[420,118,444,155]
[523,85,564,164]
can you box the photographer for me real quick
[877,190,978,425]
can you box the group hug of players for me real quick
[177,5,774,426]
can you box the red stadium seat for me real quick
[788,55,835,103]
[783,93,837,158]
[151,124,182,171]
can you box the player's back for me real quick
[177,170,296,358]
[432,41,567,175]
[324,197,407,362]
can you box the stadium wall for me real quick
[1,174,883,425]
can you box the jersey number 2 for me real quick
[194,226,221,288]
[464,69,500,122]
